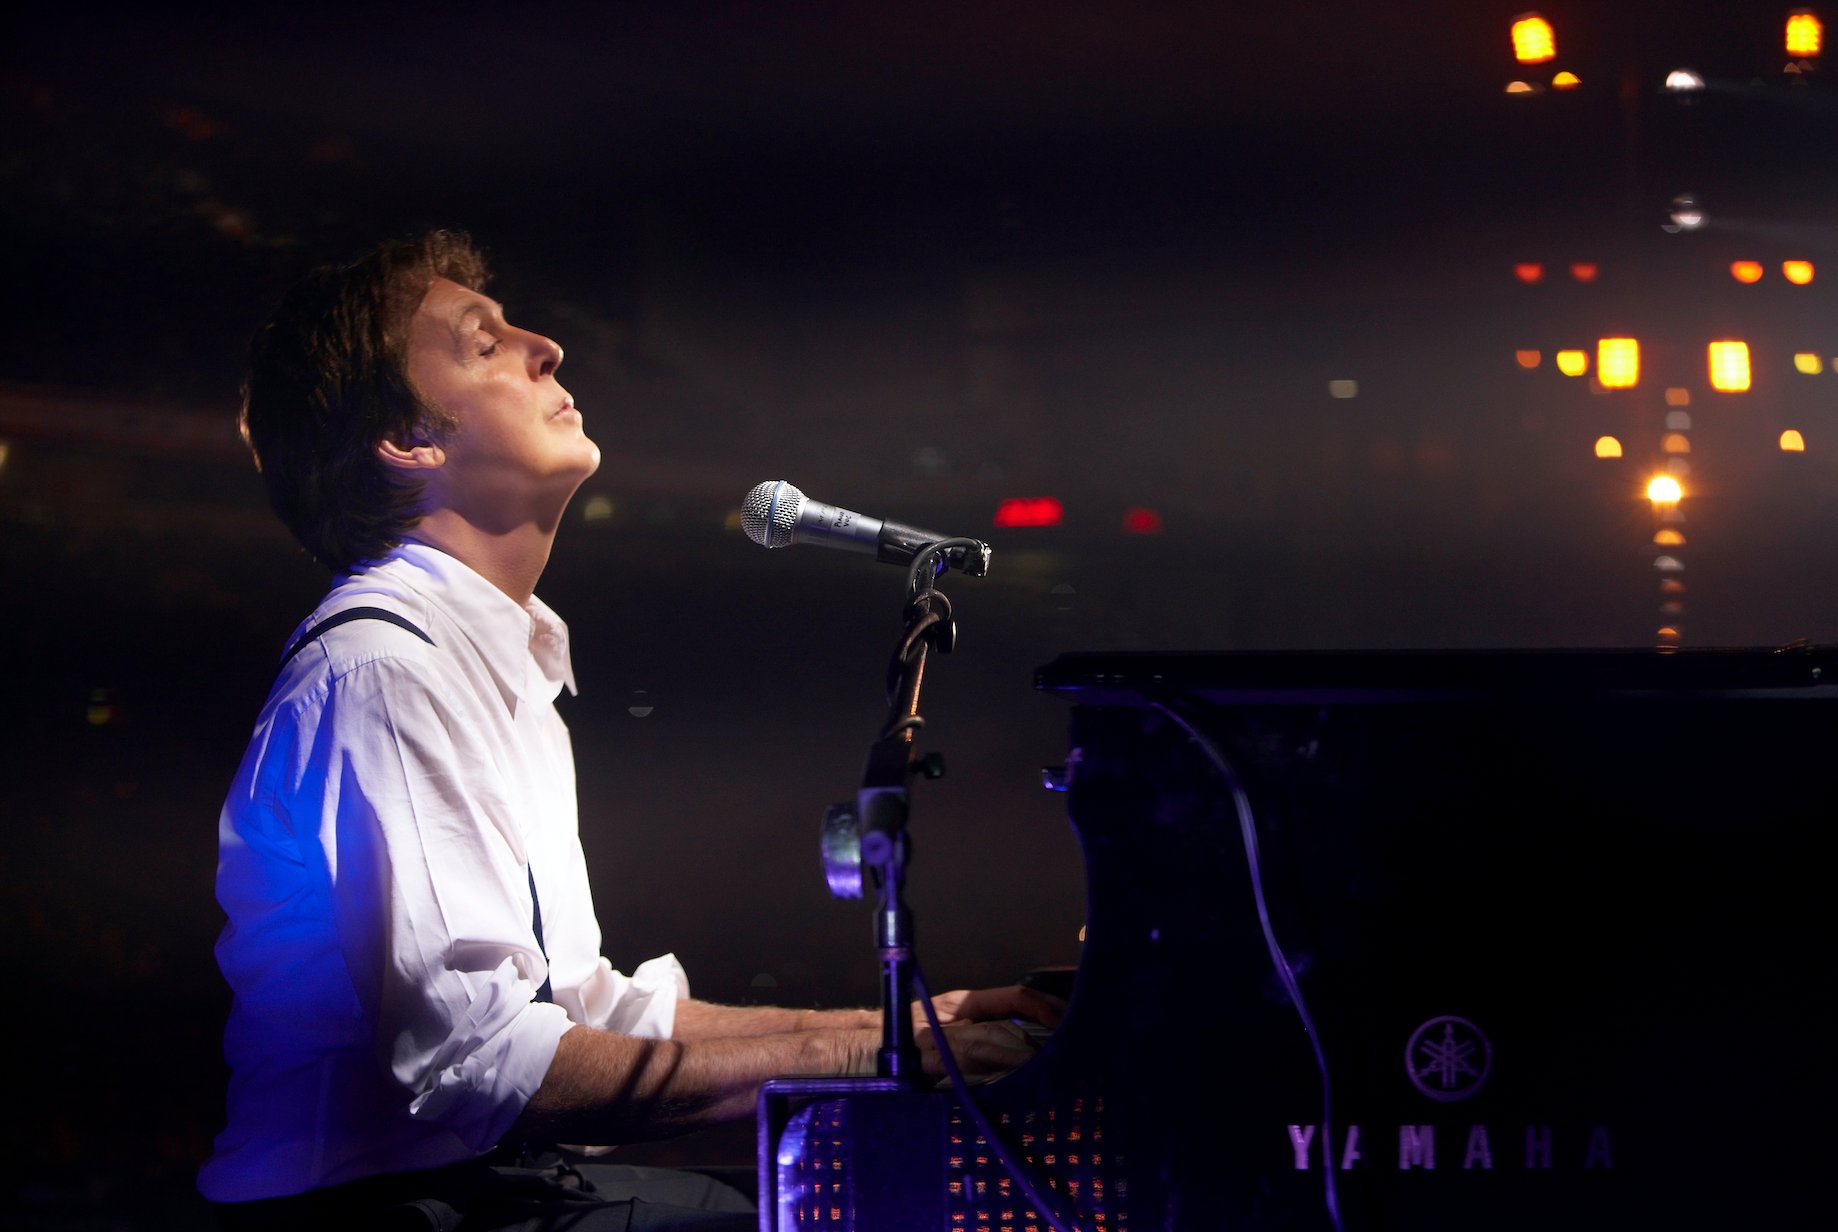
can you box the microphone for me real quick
[740,480,991,576]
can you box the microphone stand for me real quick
[857,544,962,1082]
[759,536,1025,1230]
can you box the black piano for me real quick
[761,648,1838,1230]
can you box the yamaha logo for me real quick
[1406,1015,1492,1102]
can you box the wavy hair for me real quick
[241,230,489,573]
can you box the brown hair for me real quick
[240,230,489,573]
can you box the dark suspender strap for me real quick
[528,866,553,1004]
[279,606,434,669]
[275,605,554,1005]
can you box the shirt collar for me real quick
[379,542,578,710]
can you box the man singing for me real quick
[201,231,1054,1230]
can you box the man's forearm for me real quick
[672,998,879,1040]
[512,1022,877,1145]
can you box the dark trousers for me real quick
[212,1161,756,1231]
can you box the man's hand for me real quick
[913,985,1067,1083]
[917,985,1066,1033]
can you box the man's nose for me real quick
[526,331,563,379]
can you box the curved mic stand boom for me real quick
[853,538,982,1081]
[763,537,1086,1232]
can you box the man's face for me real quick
[403,276,600,527]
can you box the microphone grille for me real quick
[741,480,804,548]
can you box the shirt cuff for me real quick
[604,953,690,1039]
[409,999,575,1153]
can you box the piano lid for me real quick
[1033,645,1838,705]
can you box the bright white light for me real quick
[1666,194,1705,231]
[1665,69,1705,92]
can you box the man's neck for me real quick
[402,512,556,606]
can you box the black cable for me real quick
[905,537,986,598]
[1152,700,1345,1232]
[910,962,1086,1232]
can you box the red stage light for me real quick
[1121,507,1164,535]
[993,497,1064,528]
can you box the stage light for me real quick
[1661,578,1686,595]
[1514,262,1545,283]
[1654,528,1686,545]
[1597,338,1639,387]
[1121,507,1164,535]
[1665,387,1692,407]
[1505,80,1538,94]
[1787,11,1823,57]
[1571,262,1600,282]
[1665,69,1706,92]
[1328,380,1359,399]
[1647,476,1683,503]
[1556,349,1589,376]
[1594,436,1623,458]
[1662,432,1691,454]
[1781,429,1807,451]
[1795,352,1824,374]
[1512,14,1556,63]
[1730,260,1764,283]
[1667,194,1705,231]
[1552,71,1581,89]
[87,687,124,727]
[582,494,615,523]
[1783,260,1815,285]
[1516,349,1542,369]
[1666,411,1692,430]
[994,497,1063,528]
[1708,341,1751,391]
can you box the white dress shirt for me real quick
[200,542,686,1202]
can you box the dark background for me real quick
[1,3,1833,1226]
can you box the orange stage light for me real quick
[1707,341,1751,392]
[1787,11,1823,57]
[1730,261,1764,284]
[1512,15,1556,64]
[1597,338,1638,388]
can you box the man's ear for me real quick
[376,436,445,472]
